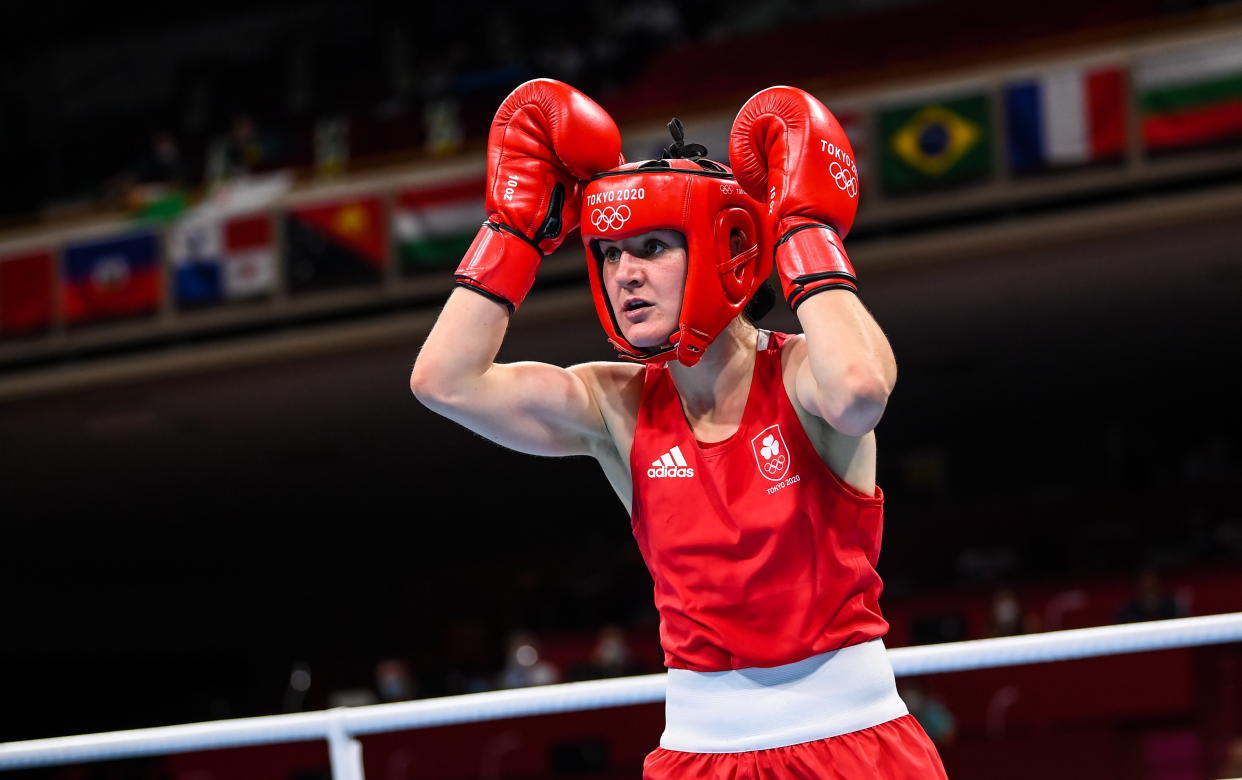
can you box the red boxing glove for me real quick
[455,79,623,312]
[730,86,861,311]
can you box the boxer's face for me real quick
[599,229,687,348]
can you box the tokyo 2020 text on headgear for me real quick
[580,120,774,367]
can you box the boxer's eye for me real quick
[602,246,621,263]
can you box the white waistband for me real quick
[660,638,909,753]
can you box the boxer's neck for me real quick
[668,318,758,421]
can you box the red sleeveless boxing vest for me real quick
[630,331,889,671]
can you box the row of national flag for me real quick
[3,38,1241,336]
[0,178,485,335]
[876,37,1242,194]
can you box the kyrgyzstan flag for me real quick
[0,248,55,336]
[285,196,387,293]
[1005,65,1127,173]
[62,231,161,325]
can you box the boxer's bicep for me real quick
[433,360,609,458]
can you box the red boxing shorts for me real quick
[643,713,948,779]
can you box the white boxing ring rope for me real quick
[2,612,1240,778]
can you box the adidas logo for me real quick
[647,445,695,478]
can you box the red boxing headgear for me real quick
[581,137,773,367]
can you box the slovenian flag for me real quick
[1005,65,1127,173]
[62,231,161,325]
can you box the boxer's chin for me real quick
[620,318,676,349]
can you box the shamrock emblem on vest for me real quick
[751,424,791,482]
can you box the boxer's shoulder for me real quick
[777,333,879,497]
[569,360,643,440]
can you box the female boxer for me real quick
[410,79,947,778]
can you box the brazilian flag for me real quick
[880,94,993,195]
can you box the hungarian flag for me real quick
[393,178,484,275]
[1136,38,1242,152]
[1005,65,1127,172]
[286,196,386,292]
[0,249,54,335]
[880,93,992,195]
[171,213,276,307]
[62,232,161,325]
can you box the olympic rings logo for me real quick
[762,454,787,474]
[830,162,858,199]
[591,205,632,232]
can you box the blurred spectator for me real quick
[226,114,268,174]
[282,661,313,713]
[112,130,190,221]
[988,587,1037,637]
[497,631,560,689]
[135,131,188,188]
[423,98,464,158]
[900,678,957,747]
[570,625,648,680]
[374,658,418,702]
[207,113,286,186]
[314,117,350,178]
[1115,567,1187,624]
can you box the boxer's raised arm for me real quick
[409,79,623,456]
[732,86,895,436]
[411,288,611,457]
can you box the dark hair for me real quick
[743,281,776,323]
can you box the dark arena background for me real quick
[2,0,1241,778]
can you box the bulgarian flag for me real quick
[393,178,484,275]
[1136,38,1242,152]
[1005,65,1127,172]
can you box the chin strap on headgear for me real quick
[580,120,774,367]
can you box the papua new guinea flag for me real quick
[285,196,386,292]
[62,231,161,324]
[880,93,992,195]
[0,248,55,335]
[1006,65,1127,173]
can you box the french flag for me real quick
[1005,66,1127,172]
